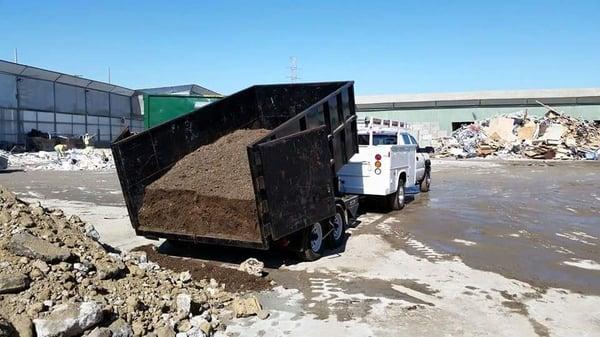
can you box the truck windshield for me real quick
[372,135,397,145]
[358,135,370,145]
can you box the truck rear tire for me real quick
[388,179,406,210]
[420,171,431,192]
[326,207,346,248]
[298,222,325,261]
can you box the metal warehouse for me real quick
[0,59,143,147]
[356,88,600,138]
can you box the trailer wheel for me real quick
[299,222,324,261]
[326,207,346,248]
[420,171,431,192]
[388,179,406,210]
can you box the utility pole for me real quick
[14,48,18,63]
[287,57,299,83]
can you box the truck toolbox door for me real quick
[255,126,336,240]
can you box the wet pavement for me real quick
[2,160,600,336]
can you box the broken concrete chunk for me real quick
[0,273,30,294]
[238,258,264,277]
[108,318,133,337]
[33,301,103,337]
[95,259,127,280]
[10,315,33,337]
[7,232,71,263]
[32,260,50,273]
[231,296,262,318]
[88,327,112,337]
[18,214,35,228]
[154,326,176,337]
[176,293,192,316]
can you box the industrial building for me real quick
[356,88,600,137]
[0,60,222,148]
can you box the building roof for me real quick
[356,88,600,110]
[0,59,135,96]
[138,84,222,97]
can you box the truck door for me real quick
[256,126,336,240]
[409,134,425,181]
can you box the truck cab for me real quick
[337,117,432,210]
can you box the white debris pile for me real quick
[1,149,114,171]
[435,109,600,160]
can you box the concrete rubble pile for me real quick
[435,110,600,160]
[0,149,114,171]
[0,185,263,337]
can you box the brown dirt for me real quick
[138,129,270,242]
[134,244,272,293]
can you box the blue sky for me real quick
[1,0,599,95]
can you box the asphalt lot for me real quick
[1,159,599,337]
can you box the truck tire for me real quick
[388,179,406,210]
[420,171,431,192]
[298,222,325,261]
[326,207,346,248]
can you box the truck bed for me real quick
[111,82,358,249]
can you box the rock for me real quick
[18,214,35,228]
[0,273,30,294]
[186,327,206,337]
[131,322,145,337]
[33,301,103,337]
[176,294,191,316]
[108,318,133,337]
[238,258,264,277]
[30,203,45,216]
[84,224,100,241]
[175,320,191,333]
[32,260,50,273]
[198,320,212,336]
[189,316,207,328]
[231,296,262,318]
[0,317,16,337]
[95,260,126,280]
[175,333,187,337]
[179,271,192,283]
[155,326,176,337]
[257,310,270,320]
[88,327,112,337]
[0,210,11,225]
[10,315,33,337]
[7,232,71,263]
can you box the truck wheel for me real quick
[388,179,406,210]
[299,222,324,261]
[420,171,431,192]
[326,208,346,248]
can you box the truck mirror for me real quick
[417,146,434,154]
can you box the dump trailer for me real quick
[111,81,359,260]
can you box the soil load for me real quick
[138,129,270,242]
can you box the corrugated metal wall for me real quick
[0,71,143,147]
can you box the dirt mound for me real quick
[134,245,272,293]
[139,129,270,242]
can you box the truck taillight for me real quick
[375,154,382,160]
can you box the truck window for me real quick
[409,135,418,145]
[401,134,411,145]
[358,135,370,145]
[373,135,397,145]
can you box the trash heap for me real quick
[0,149,114,171]
[0,185,264,337]
[435,110,600,160]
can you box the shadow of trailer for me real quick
[111,81,360,260]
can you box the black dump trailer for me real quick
[111,81,359,260]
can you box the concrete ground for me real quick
[1,159,599,337]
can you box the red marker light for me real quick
[375,154,382,160]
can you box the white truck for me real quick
[337,117,432,210]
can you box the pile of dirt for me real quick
[0,185,265,337]
[134,245,272,293]
[139,129,270,242]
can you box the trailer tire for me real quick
[388,179,406,210]
[420,171,431,192]
[326,207,346,248]
[298,222,325,261]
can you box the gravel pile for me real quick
[0,185,264,337]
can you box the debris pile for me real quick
[0,149,114,171]
[0,185,265,337]
[435,109,600,160]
